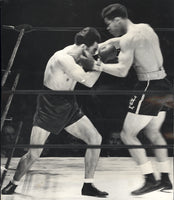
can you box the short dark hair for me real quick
[101,3,128,20]
[74,27,101,47]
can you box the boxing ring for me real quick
[1,24,174,200]
[1,157,173,200]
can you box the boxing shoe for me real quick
[81,183,108,198]
[131,173,162,196]
[1,181,17,195]
[159,173,173,192]
[159,180,173,192]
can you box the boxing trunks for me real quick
[33,86,84,134]
[128,78,173,116]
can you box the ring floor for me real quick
[1,157,173,200]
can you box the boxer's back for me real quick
[131,24,163,74]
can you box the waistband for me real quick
[42,85,76,101]
[137,68,166,81]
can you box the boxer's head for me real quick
[101,4,128,37]
[74,27,101,56]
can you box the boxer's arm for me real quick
[83,70,101,87]
[96,38,134,77]
[99,37,120,49]
[58,54,101,87]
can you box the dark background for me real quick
[1,0,174,157]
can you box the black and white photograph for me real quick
[1,0,174,199]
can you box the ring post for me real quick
[1,28,24,87]
[1,121,23,187]
[1,73,20,131]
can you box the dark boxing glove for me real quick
[78,50,94,71]
[98,44,118,63]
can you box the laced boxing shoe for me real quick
[2,181,109,197]
[81,183,109,198]
[1,181,17,195]
[131,173,162,196]
[158,173,173,192]
[158,180,173,192]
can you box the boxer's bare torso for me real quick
[44,44,101,90]
[100,23,166,80]
[44,45,77,90]
[124,24,163,73]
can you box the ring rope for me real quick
[1,121,23,185]
[1,73,20,131]
[2,89,174,95]
[4,117,13,121]
[1,144,173,149]
[1,29,24,87]
[2,24,174,33]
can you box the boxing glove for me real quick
[98,44,118,63]
[78,50,95,71]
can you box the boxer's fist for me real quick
[99,44,118,63]
[78,50,94,71]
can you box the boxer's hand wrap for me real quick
[78,50,95,71]
[98,44,118,63]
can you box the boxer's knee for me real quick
[87,131,102,145]
[120,130,129,144]
[145,128,164,143]
[120,129,137,144]
[95,133,102,145]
